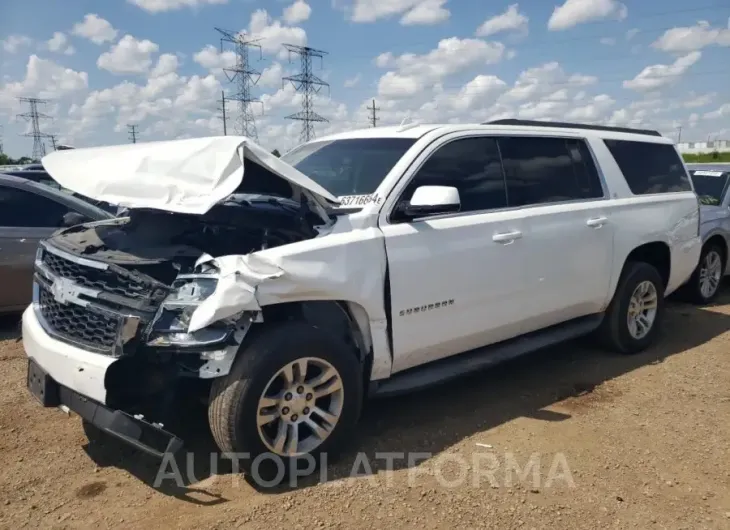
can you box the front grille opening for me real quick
[39,286,120,353]
[42,251,152,301]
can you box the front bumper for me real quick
[23,306,183,458]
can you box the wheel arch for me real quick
[610,241,672,304]
[703,232,728,269]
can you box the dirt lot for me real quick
[0,293,729,530]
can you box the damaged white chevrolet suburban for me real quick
[23,119,701,477]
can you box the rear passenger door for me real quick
[498,135,615,332]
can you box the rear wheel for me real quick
[599,261,665,354]
[208,322,363,486]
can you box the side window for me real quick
[603,139,692,195]
[498,136,603,207]
[0,186,75,228]
[400,137,507,214]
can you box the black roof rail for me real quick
[482,119,662,137]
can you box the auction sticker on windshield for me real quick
[692,171,725,177]
[336,194,384,207]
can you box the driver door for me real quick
[379,135,531,373]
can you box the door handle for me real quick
[586,217,607,228]
[492,230,522,243]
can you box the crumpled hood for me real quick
[41,136,340,215]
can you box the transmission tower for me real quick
[50,135,59,151]
[367,99,380,127]
[17,97,53,160]
[215,27,263,141]
[127,124,138,144]
[0,125,4,155]
[218,91,228,135]
[282,44,330,143]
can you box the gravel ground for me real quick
[0,292,729,529]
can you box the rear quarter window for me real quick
[603,139,692,195]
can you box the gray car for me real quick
[0,174,115,314]
[681,164,730,303]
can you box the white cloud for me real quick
[652,21,730,54]
[498,62,596,103]
[400,0,450,25]
[127,0,228,13]
[249,9,307,57]
[348,0,450,25]
[625,28,639,40]
[97,35,160,75]
[548,0,627,31]
[259,62,284,88]
[150,53,179,78]
[1,35,32,54]
[193,44,236,73]
[46,32,75,55]
[72,14,118,45]
[623,51,702,92]
[683,92,715,109]
[704,104,730,121]
[376,37,506,99]
[282,0,312,25]
[599,37,616,46]
[0,56,88,112]
[344,74,361,88]
[475,4,528,38]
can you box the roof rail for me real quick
[482,119,662,137]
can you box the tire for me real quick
[599,261,665,355]
[208,321,363,486]
[684,243,725,305]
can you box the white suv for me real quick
[23,120,701,480]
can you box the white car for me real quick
[23,120,701,481]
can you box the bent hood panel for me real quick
[41,136,339,215]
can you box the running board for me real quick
[371,313,604,398]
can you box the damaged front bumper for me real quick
[23,307,183,458]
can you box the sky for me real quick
[0,0,729,157]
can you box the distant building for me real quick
[677,140,730,155]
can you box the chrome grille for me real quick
[38,285,120,351]
[42,250,150,301]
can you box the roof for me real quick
[313,122,675,145]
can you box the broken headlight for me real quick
[146,275,232,348]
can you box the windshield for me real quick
[690,170,729,206]
[280,138,416,198]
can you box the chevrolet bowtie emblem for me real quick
[50,277,81,305]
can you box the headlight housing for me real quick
[146,275,233,348]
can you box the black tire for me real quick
[599,261,665,355]
[208,321,363,486]
[683,243,725,305]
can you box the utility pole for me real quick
[17,97,53,160]
[215,28,263,141]
[367,99,380,127]
[218,90,228,136]
[0,125,4,156]
[127,124,138,144]
[282,44,330,143]
[676,126,682,144]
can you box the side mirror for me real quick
[60,211,87,227]
[403,185,461,218]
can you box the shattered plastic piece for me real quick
[187,253,284,332]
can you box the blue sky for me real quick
[1,0,729,157]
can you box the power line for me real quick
[17,97,53,161]
[215,27,263,141]
[282,44,330,144]
[218,90,228,135]
[127,124,138,144]
[367,99,380,127]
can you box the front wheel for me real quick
[599,261,665,355]
[685,244,725,305]
[208,322,363,485]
